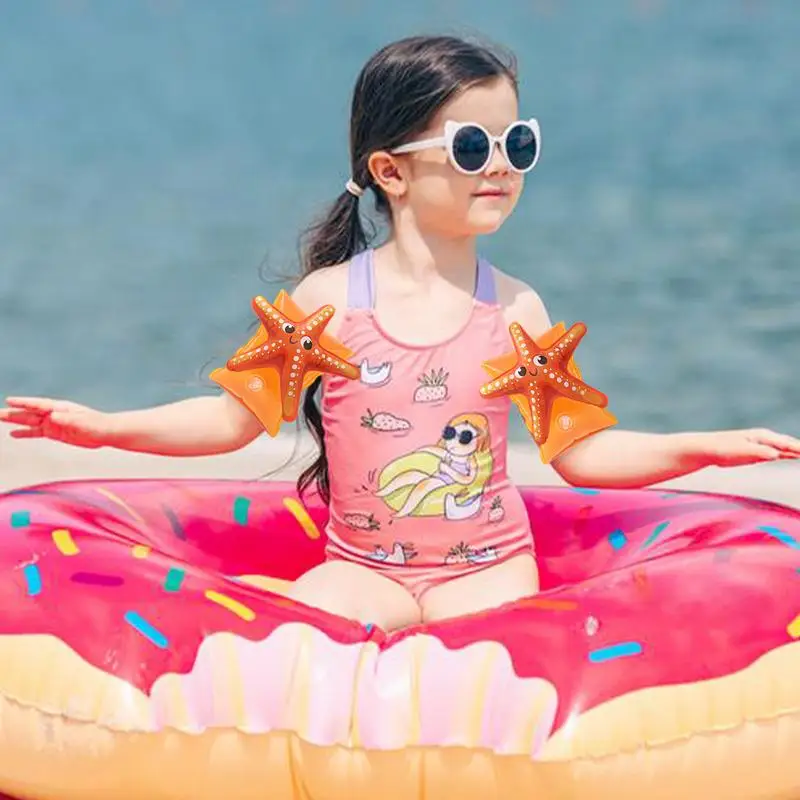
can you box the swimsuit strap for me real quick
[474,256,498,304]
[347,248,497,308]
[346,249,375,310]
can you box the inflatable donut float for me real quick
[0,478,799,800]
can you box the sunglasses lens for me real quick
[442,426,456,440]
[452,125,491,173]
[505,123,538,171]
[458,430,474,445]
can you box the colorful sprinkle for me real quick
[233,496,251,526]
[124,611,168,649]
[71,572,124,587]
[52,528,80,556]
[632,568,649,593]
[365,623,374,634]
[95,488,146,524]
[205,590,256,621]
[283,496,321,540]
[584,616,599,636]
[164,567,185,593]
[23,564,42,596]
[640,521,670,550]
[787,614,800,640]
[608,529,628,551]
[758,526,800,550]
[588,641,643,663]
[161,505,186,540]
[131,545,151,559]
[527,597,578,611]
[10,511,30,528]
[569,488,600,496]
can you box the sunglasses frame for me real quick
[390,118,541,175]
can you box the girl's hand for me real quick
[0,397,112,449]
[698,428,800,468]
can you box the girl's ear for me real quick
[368,151,407,198]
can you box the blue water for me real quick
[1,0,798,441]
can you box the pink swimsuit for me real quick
[321,249,535,601]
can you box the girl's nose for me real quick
[485,141,510,176]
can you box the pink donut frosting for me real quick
[1,478,799,740]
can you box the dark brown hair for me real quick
[295,34,518,503]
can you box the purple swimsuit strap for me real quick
[346,248,497,310]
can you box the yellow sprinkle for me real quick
[96,487,146,525]
[205,590,256,622]
[787,614,800,639]
[52,528,80,556]
[132,545,151,559]
[282,497,320,540]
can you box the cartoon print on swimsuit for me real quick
[342,511,381,531]
[360,408,412,435]
[413,367,449,404]
[373,412,493,520]
[367,541,418,564]
[487,495,505,523]
[359,358,393,387]
[444,541,500,565]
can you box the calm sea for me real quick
[1,0,798,442]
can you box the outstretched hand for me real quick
[700,428,800,467]
[0,397,110,449]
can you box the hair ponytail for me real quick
[296,186,369,504]
[294,34,518,504]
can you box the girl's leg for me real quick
[419,553,539,624]
[288,560,422,632]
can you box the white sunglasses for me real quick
[390,118,541,175]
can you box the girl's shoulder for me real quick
[290,260,352,339]
[490,266,553,336]
[290,261,350,314]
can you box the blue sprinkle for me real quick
[640,521,670,550]
[608,529,628,551]
[233,496,251,526]
[758,526,800,550]
[589,641,643,663]
[365,623,374,634]
[570,488,600,496]
[124,611,169,649]
[161,505,186,540]
[10,511,30,528]
[23,564,42,596]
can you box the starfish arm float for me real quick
[481,321,617,462]
[210,291,358,434]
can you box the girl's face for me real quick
[396,77,527,237]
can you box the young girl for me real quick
[2,35,799,633]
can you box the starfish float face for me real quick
[480,322,608,446]
[226,296,359,422]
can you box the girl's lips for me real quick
[472,189,509,197]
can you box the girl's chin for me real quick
[464,211,510,235]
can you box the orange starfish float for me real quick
[210,291,358,434]
[481,321,616,461]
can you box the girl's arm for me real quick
[105,393,264,456]
[1,392,264,457]
[498,275,800,489]
[552,427,800,489]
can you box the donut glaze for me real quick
[0,478,799,800]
